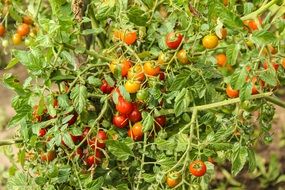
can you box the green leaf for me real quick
[141,0,154,8]
[118,85,131,101]
[106,140,134,161]
[142,112,154,132]
[231,144,248,176]
[51,74,76,81]
[13,50,44,74]
[247,148,256,172]
[226,44,240,65]
[104,75,115,87]
[174,88,191,116]
[127,6,148,26]
[259,69,277,86]
[95,1,116,20]
[252,30,277,45]
[2,73,26,96]
[62,133,75,149]
[240,82,252,101]
[58,94,70,109]
[169,71,191,91]
[5,58,19,69]
[87,76,102,87]
[230,68,247,90]
[82,28,104,35]
[70,84,87,114]
[87,177,104,189]
[7,172,29,189]
[142,173,156,183]
[176,133,188,152]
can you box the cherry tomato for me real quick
[68,112,78,126]
[23,15,33,25]
[177,49,189,64]
[158,52,170,65]
[0,24,5,37]
[282,59,285,69]
[125,80,141,93]
[70,134,80,144]
[32,105,42,122]
[113,114,129,128]
[41,151,56,162]
[128,122,144,141]
[155,116,166,130]
[250,77,264,95]
[74,147,83,158]
[78,127,90,142]
[88,130,108,150]
[226,84,239,98]
[12,33,22,45]
[189,160,207,177]
[165,32,183,49]
[100,79,114,94]
[223,0,228,6]
[244,17,262,31]
[113,30,123,40]
[86,150,102,167]
[220,27,227,39]
[128,108,142,123]
[202,34,219,49]
[110,59,132,77]
[143,61,160,76]
[159,72,166,80]
[127,65,145,81]
[121,31,137,45]
[263,62,279,71]
[17,23,30,36]
[38,128,47,137]
[136,89,149,101]
[116,96,133,115]
[166,172,180,188]
[215,53,227,67]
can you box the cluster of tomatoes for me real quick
[0,15,37,48]
[32,97,110,168]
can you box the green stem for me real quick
[35,0,43,19]
[136,134,148,189]
[155,92,273,117]
[241,0,277,20]
[265,96,285,108]
[0,139,23,146]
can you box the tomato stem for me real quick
[241,0,277,20]
[0,139,22,146]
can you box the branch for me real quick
[265,96,285,108]
[0,139,23,146]
[241,0,277,20]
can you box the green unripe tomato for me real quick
[136,89,149,101]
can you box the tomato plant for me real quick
[1,0,285,189]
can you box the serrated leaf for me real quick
[118,85,131,101]
[104,75,115,87]
[259,69,277,86]
[169,71,191,91]
[174,88,191,116]
[5,58,19,69]
[62,133,75,149]
[127,6,148,26]
[230,68,247,90]
[70,84,87,113]
[231,144,248,176]
[106,140,134,161]
[226,44,240,65]
[247,148,256,172]
[2,73,26,96]
[82,28,104,35]
[87,76,102,87]
[142,112,154,132]
[87,177,104,189]
[252,30,277,45]
[240,82,252,101]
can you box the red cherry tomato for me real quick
[165,32,183,49]
[68,112,78,126]
[159,72,166,80]
[263,62,279,71]
[0,24,6,37]
[38,128,47,137]
[78,127,90,142]
[189,160,207,177]
[155,116,166,130]
[88,130,108,149]
[74,147,83,158]
[85,150,102,167]
[128,108,142,123]
[113,114,129,128]
[100,80,114,94]
[116,96,133,115]
[40,151,56,162]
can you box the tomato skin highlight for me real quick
[165,32,183,49]
[226,84,239,98]
[189,160,207,177]
[113,114,129,128]
[12,33,22,45]
[0,24,6,37]
[143,61,160,76]
[215,53,227,67]
[116,96,133,115]
[128,122,144,141]
[177,49,189,64]
[17,23,30,36]
[202,34,219,49]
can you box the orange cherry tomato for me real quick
[127,64,145,81]
[113,30,123,40]
[215,53,227,67]
[202,34,219,49]
[17,23,30,36]
[121,30,137,45]
[244,17,262,31]
[223,0,229,6]
[226,84,239,98]
[143,61,160,76]
[125,80,141,93]
[166,172,180,188]
[220,27,227,39]
[41,151,56,162]
[128,122,143,141]
[110,59,132,77]
[282,59,285,69]
[157,52,170,65]
[12,33,22,45]
[263,62,279,71]
[23,15,33,25]
[0,24,6,37]
[177,49,189,64]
